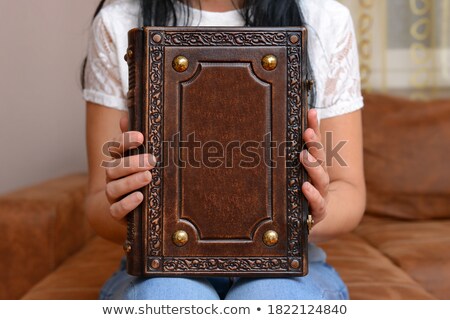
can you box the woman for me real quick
[82,0,366,300]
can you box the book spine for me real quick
[124,28,145,276]
[301,28,311,275]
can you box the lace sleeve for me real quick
[82,11,127,111]
[319,9,364,119]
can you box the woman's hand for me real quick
[104,116,155,224]
[299,109,329,228]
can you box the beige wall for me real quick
[0,0,99,194]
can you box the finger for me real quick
[120,115,129,133]
[303,127,326,170]
[110,191,144,222]
[106,170,152,203]
[107,131,144,158]
[105,153,156,181]
[307,108,321,140]
[302,181,326,223]
[300,150,329,197]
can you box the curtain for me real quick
[337,0,450,99]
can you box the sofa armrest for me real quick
[0,173,94,299]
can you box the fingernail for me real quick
[143,170,152,181]
[301,149,307,158]
[136,192,143,201]
[150,154,157,166]
[145,154,156,167]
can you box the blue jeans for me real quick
[99,243,349,300]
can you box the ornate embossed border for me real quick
[163,257,289,272]
[147,45,164,257]
[286,44,303,258]
[145,29,307,274]
[163,31,287,46]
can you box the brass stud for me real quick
[290,259,300,269]
[123,241,132,253]
[306,79,315,92]
[289,34,299,44]
[263,230,279,246]
[261,54,277,71]
[172,55,189,72]
[172,230,189,246]
[152,33,162,43]
[127,48,133,60]
[151,259,160,269]
[307,214,314,232]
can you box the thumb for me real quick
[119,115,129,133]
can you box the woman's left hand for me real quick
[299,109,330,229]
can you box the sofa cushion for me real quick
[22,237,123,300]
[0,173,94,300]
[362,93,450,220]
[23,234,434,300]
[355,215,450,299]
[320,232,434,299]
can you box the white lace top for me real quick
[83,0,363,120]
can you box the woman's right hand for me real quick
[104,115,155,224]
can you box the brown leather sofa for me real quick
[1,93,449,300]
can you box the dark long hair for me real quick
[81,0,315,106]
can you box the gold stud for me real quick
[306,79,315,92]
[289,34,299,44]
[261,54,277,71]
[151,259,160,269]
[307,215,314,232]
[172,55,189,72]
[263,230,279,246]
[172,230,189,246]
[127,48,133,60]
[152,33,162,43]
[290,259,300,269]
[124,48,133,62]
[123,241,132,253]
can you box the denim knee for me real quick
[225,276,325,300]
[103,275,221,300]
[225,261,348,300]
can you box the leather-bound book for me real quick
[124,26,311,277]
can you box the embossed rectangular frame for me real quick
[125,26,310,277]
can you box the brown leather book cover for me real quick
[124,26,310,277]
